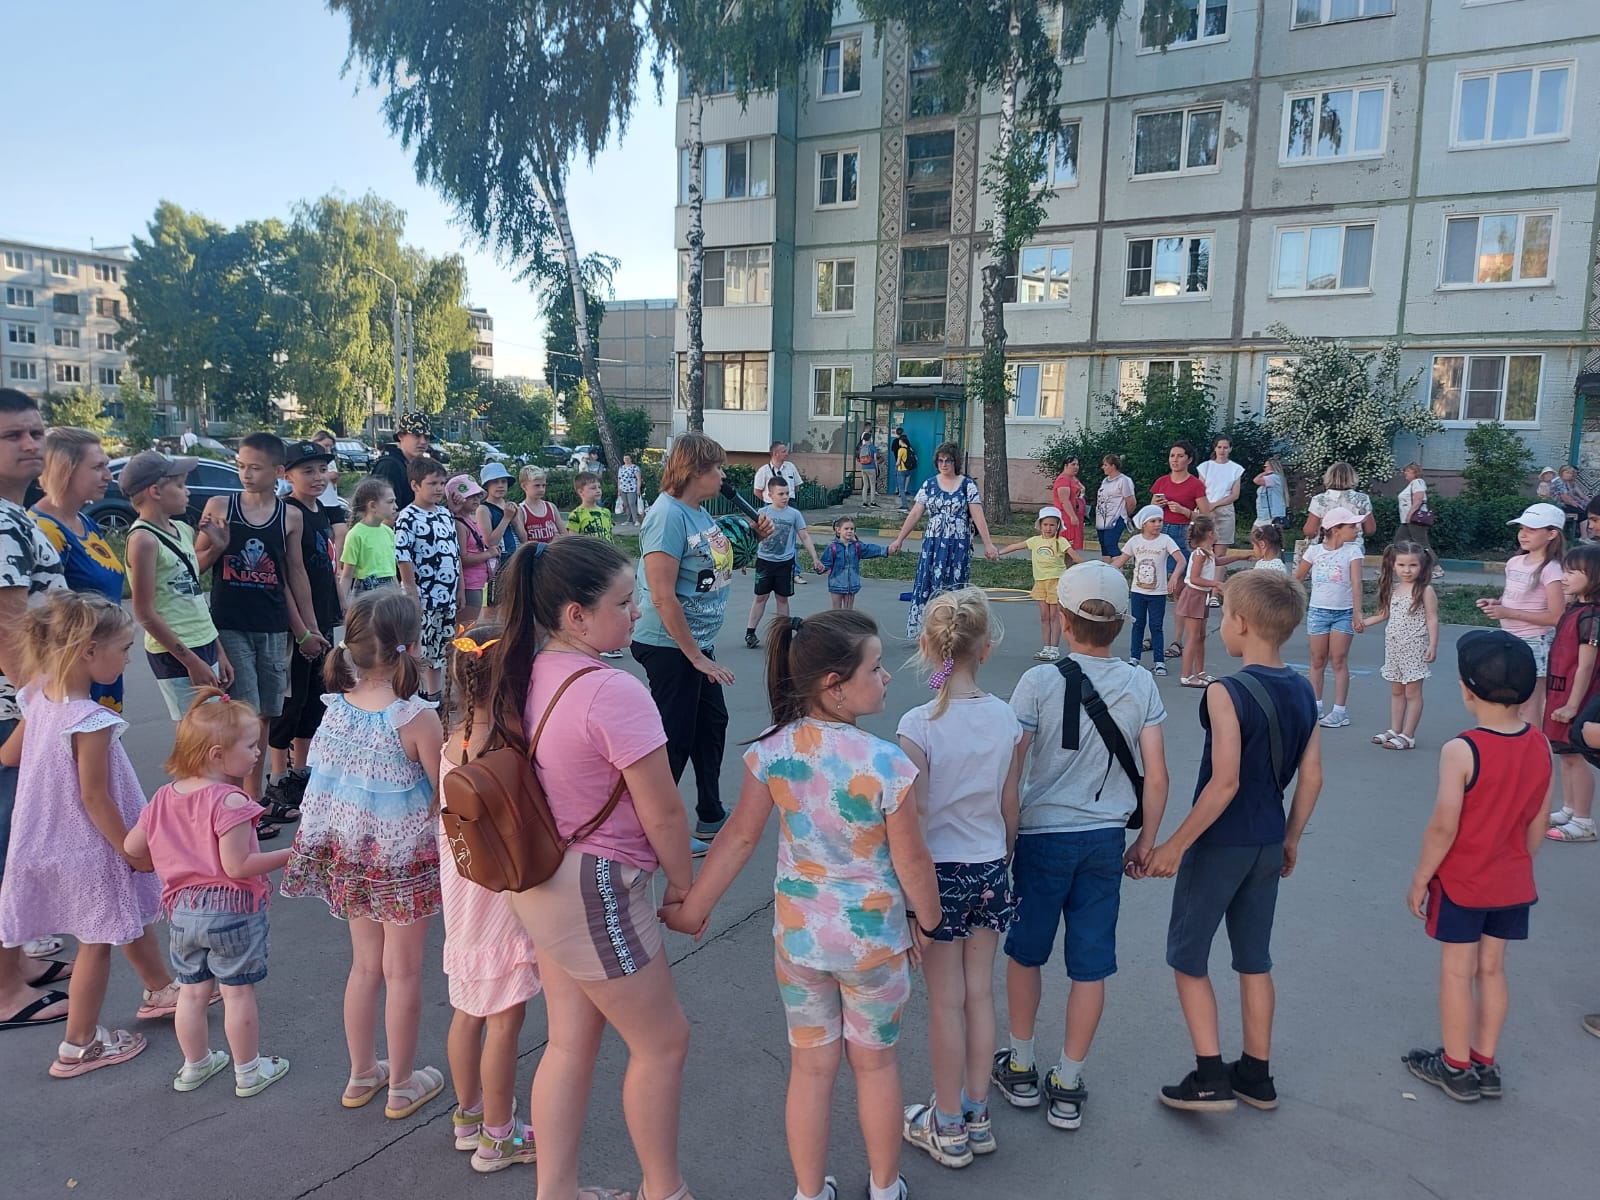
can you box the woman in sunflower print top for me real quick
[30,428,127,710]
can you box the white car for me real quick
[475,441,509,461]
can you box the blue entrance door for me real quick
[891,409,945,502]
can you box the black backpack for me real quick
[901,442,918,472]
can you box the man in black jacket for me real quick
[371,410,431,509]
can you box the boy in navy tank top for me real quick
[1146,571,1322,1113]
[1403,630,1550,1102]
[195,433,328,820]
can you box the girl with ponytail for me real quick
[664,610,941,1200]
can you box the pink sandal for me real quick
[49,1025,147,1078]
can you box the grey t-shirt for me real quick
[758,504,807,563]
[1008,654,1166,833]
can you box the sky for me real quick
[2,1,679,380]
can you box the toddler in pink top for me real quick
[126,690,293,1097]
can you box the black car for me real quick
[541,444,573,467]
[335,439,372,470]
[87,457,245,533]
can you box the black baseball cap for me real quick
[1457,628,1537,705]
[283,440,335,471]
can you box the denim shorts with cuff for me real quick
[1165,842,1283,977]
[168,900,271,987]
[1306,606,1355,637]
[1003,828,1124,982]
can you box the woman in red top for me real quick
[1149,442,1209,659]
[517,465,566,546]
[1051,457,1087,550]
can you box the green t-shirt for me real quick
[341,521,397,585]
[567,505,614,542]
[130,519,216,655]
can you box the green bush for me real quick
[1461,421,1535,499]
[539,463,662,511]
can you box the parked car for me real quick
[474,441,510,462]
[335,439,372,470]
[541,444,573,466]
[567,444,608,471]
[87,456,244,533]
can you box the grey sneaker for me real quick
[991,1048,1040,1108]
[1474,1061,1502,1099]
[1403,1048,1480,1102]
[1044,1067,1086,1130]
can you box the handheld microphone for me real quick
[719,479,764,524]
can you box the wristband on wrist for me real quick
[907,912,942,939]
[296,629,312,646]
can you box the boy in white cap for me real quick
[999,507,1082,660]
[994,561,1169,1131]
[1111,506,1185,676]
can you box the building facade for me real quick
[467,305,495,379]
[600,298,676,449]
[676,0,1600,497]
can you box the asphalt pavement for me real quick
[2,575,1597,1200]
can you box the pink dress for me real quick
[436,747,540,1017]
[0,686,159,946]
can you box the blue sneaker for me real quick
[690,837,711,858]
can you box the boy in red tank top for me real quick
[1404,629,1551,1102]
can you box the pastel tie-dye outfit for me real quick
[744,718,917,1049]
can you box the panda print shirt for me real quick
[394,502,462,612]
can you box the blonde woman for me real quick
[518,464,566,546]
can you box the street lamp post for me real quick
[364,267,405,422]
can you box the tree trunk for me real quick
[686,91,706,432]
[979,14,1022,522]
[533,170,622,468]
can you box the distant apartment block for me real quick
[675,0,1600,495]
[467,305,494,379]
[600,298,675,449]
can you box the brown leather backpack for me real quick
[439,665,625,893]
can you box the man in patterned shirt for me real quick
[0,388,67,1030]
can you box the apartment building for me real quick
[467,305,495,379]
[1,239,138,406]
[675,0,1600,497]
[600,298,676,448]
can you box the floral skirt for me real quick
[906,535,971,638]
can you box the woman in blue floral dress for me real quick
[887,442,1000,637]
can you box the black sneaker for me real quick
[1044,1067,1086,1130]
[1474,1061,1502,1099]
[744,631,760,649]
[990,1049,1040,1108]
[1158,1069,1237,1112]
[1403,1048,1480,1102]
[1227,1060,1278,1111]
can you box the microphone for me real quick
[719,479,764,524]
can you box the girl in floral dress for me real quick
[888,443,1000,638]
[280,588,445,1119]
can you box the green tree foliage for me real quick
[1461,420,1535,500]
[329,0,644,467]
[608,407,654,458]
[117,377,160,451]
[543,255,614,401]
[1266,323,1439,490]
[450,371,553,461]
[44,387,112,434]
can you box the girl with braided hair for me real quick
[437,623,542,1172]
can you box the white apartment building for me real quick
[1,239,138,408]
[467,305,494,379]
[675,0,1600,499]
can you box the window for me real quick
[55,364,82,384]
[820,35,862,97]
[678,138,772,203]
[1006,245,1072,304]
[96,297,119,318]
[1293,0,1393,25]
[1119,358,1205,403]
[92,263,119,282]
[896,357,943,382]
[1261,355,1300,415]
[817,149,860,208]
[908,43,950,117]
[1454,63,1571,146]
[815,259,857,313]
[1044,7,1089,61]
[5,323,36,344]
[474,342,493,357]
[1430,353,1541,424]
[899,245,950,343]
[1133,105,1221,177]
[9,361,39,381]
[1125,235,1211,299]
[679,246,772,307]
[3,251,31,270]
[1283,84,1388,161]
[812,365,854,418]
[1007,362,1066,419]
[54,328,80,348]
[1034,124,1080,187]
[54,293,80,315]
[48,256,77,277]
[1139,0,1228,51]
[697,351,769,411]
[1273,222,1375,293]
[905,132,955,233]
[1441,211,1554,287]
[4,287,34,307]
[97,331,121,350]
[97,367,121,387]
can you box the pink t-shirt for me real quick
[1500,554,1563,639]
[456,515,492,589]
[523,652,670,872]
[135,780,269,916]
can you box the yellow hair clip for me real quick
[451,635,501,656]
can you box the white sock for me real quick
[1573,815,1595,828]
[1010,1037,1035,1069]
[234,1056,259,1077]
[795,1190,825,1200]
[1331,704,1346,717]
[181,1053,214,1074]
[869,1177,903,1200]
[1057,1053,1086,1087]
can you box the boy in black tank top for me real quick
[265,441,349,818]
[195,433,328,817]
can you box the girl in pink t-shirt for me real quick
[126,689,292,1096]
[447,476,495,627]
[1478,507,1565,723]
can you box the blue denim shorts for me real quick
[1096,521,1125,558]
[1165,842,1283,977]
[1003,829,1124,982]
[168,901,271,987]
[1306,606,1355,636]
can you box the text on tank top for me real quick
[210,496,290,632]
[522,501,561,544]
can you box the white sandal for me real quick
[1381,732,1415,750]
[1372,729,1398,745]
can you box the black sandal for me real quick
[263,800,301,823]
[25,959,72,988]
[0,990,69,1030]
[256,821,282,841]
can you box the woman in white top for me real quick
[1093,454,1137,562]
[1304,461,1377,556]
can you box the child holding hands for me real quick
[998,507,1080,660]
[1364,542,1440,751]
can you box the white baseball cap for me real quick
[1508,502,1566,530]
[1319,506,1363,528]
[1056,561,1129,620]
